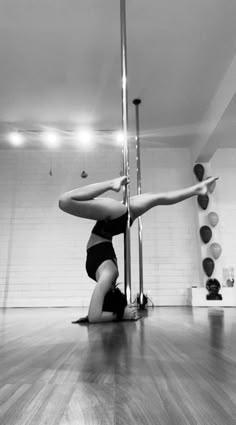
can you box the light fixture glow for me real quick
[116,131,124,145]
[42,131,60,147]
[76,129,92,145]
[8,131,24,146]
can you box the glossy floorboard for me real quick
[0,306,236,425]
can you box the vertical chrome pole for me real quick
[120,0,131,303]
[133,99,144,307]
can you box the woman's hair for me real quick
[103,286,127,320]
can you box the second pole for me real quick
[133,98,145,309]
[120,0,131,303]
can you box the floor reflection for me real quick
[208,308,225,350]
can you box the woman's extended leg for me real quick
[58,176,128,221]
[130,177,218,220]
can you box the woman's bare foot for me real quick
[123,305,140,321]
[196,177,219,195]
[112,176,129,192]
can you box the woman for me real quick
[59,175,218,323]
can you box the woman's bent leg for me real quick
[63,176,128,202]
[58,176,128,221]
[60,176,128,203]
[130,177,218,220]
[59,197,127,221]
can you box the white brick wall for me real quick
[1,145,202,307]
[211,149,236,285]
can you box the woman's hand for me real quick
[123,305,140,321]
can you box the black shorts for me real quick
[86,242,117,281]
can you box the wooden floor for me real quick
[0,306,236,425]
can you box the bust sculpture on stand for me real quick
[206,278,222,300]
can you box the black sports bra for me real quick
[91,210,133,240]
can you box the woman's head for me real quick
[103,286,127,320]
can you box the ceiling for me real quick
[0,0,236,156]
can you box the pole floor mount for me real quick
[133,293,154,310]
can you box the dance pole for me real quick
[133,99,144,308]
[120,0,131,303]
